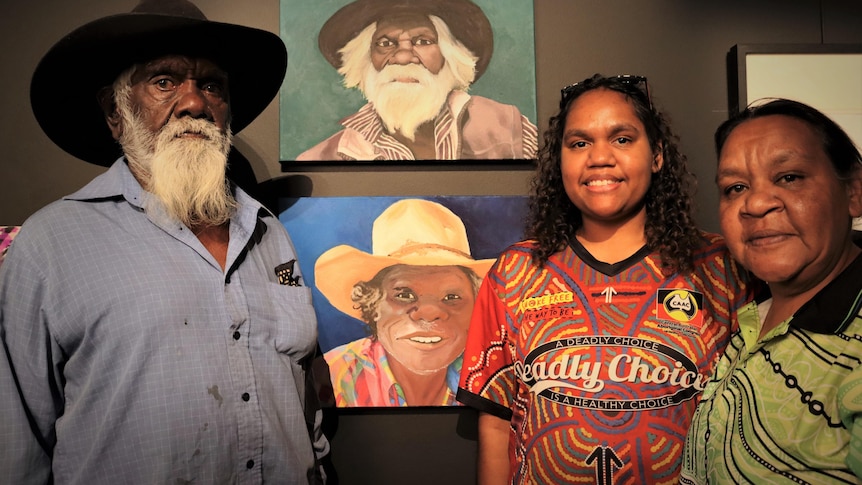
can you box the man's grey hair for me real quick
[111,66,151,173]
[337,15,479,92]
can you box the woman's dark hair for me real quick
[527,73,701,274]
[716,98,862,178]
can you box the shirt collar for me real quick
[788,252,862,334]
[63,157,266,239]
[64,157,146,209]
[737,252,862,342]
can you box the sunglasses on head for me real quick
[559,75,651,110]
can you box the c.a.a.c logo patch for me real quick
[656,289,703,326]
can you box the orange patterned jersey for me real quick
[457,234,751,485]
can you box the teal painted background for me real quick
[279,0,537,160]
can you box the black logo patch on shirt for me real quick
[275,260,302,286]
[656,288,703,327]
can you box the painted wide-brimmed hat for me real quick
[30,0,288,167]
[318,0,493,81]
[315,199,495,319]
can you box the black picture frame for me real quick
[728,43,862,115]
[278,0,538,165]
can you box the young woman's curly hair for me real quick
[526,74,702,274]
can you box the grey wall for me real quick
[3,1,862,230]
[2,1,862,484]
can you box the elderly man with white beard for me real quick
[0,1,328,483]
[297,0,538,161]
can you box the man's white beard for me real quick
[363,63,459,141]
[119,106,236,228]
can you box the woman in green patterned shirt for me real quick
[681,98,862,483]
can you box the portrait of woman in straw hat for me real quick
[280,196,527,407]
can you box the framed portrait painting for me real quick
[278,0,538,164]
[0,226,20,266]
[279,195,528,407]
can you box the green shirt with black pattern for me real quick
[682,254,862,484]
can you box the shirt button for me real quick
[233,331,241,340]
[246,459,254,469]
[242,392,250,402]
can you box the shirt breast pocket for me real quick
[247,281,318,359]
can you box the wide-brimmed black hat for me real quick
[318,0,493,81]
[30,0,288,166]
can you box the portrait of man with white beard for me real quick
[284,0,538,162]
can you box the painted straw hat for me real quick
[315,199,495,319]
